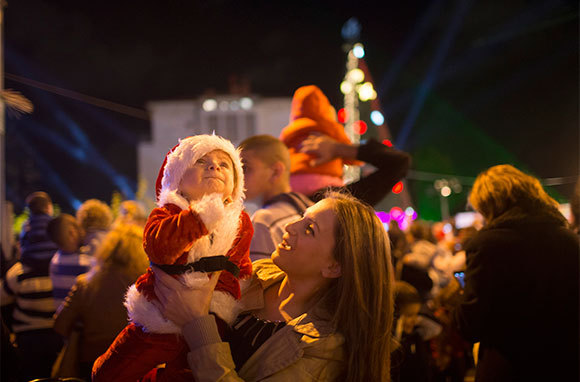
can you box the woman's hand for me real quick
[152,266,222,327]
[300,134,339,167]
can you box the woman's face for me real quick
[272,199,341,280]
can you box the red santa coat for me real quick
[93,198,253,382]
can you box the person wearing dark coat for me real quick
[453,164,579,382]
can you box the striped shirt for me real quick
[49,249,93,309]
[250,193,313,262]
[1,262,56,333]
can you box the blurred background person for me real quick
[54,218,149,381]
[48,214,92,310]
[1,191,61,381]
[391,280,441,382]
[453,164,579,381]
[76,199,113,257]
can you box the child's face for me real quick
[179,150,235,202]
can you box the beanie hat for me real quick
[155,134,245,208]
[279,85,361,181]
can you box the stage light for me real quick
[441,186,452,197]
[382,139,393,147]
[405,207,415,216]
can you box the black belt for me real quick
[151,255,240,277]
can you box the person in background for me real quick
[453,164,579,381]
[152,192,394,381]
[111,200,147,229]
[76,199,113,256]
[391,281,440,382]
[398,220,446,301]
[48,214,92,309]
[239,135,313,262]
[1,191,62,381]
[388,220,410,268]
[54,221,149,381]
[431,279,473,382]
[279,85,411,206]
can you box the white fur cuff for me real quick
[193,193,225,232]
[210,290,239,325]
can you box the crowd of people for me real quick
[1,85,578,382]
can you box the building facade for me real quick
[138,95,291,202]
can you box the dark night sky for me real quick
[4,0,579,216]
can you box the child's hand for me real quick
[152,266,222,327]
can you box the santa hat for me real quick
[155,134,245,208]
[279,85,361,195]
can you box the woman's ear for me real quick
[322,261,342,279]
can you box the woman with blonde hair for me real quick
[54,221,149,381]
[454,164,579,381]
[117,192,394,381]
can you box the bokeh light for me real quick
[353,120,367,135]
[392,181,403,194]
[370,110,384,126]
[202,99,217,112]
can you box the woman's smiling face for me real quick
[272,199,340,280]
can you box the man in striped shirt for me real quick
[1,192,63,380]
[47,213,93,309]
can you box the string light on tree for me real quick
[370,110,384,126]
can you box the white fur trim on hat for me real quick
[158,134,245,208]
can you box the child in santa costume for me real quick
[93,134,253,382]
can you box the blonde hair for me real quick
[325,192,394,382]
[94,223,149,278]
[76,199,113,232]
[469,165,562,223]
[112,200,147,229]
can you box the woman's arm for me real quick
[153,267,245,381]
[153,268,344,381]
